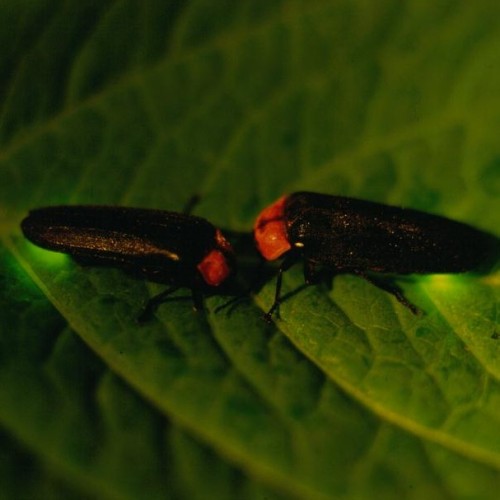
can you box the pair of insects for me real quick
[21,192,496,321]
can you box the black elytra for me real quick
[21,204,234,321]
[254,192,497,320]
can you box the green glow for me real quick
[424,274,463,291]
[26,244,70,268]
[424,272,500,289]
[482,271,500,286]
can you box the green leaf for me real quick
[0,248,286,499]
[1,1,499,498]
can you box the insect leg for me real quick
[138,286,180,323]
[215,257,267,314]
[182,195,201,215]
[264,255,296,322]
[191,287,204,312]
[353,271,420,315]
[304,260,338,290]
[303,260,320,284]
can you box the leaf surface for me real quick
[1,1,499,498]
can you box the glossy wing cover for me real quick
[21,206,218,284]
[285,192,494,273]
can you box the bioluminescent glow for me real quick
[25,244,70,268]
[481,271,500,286]
[423,274,462,291]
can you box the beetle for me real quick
[21,205,234,321]
[254,191,497,320]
